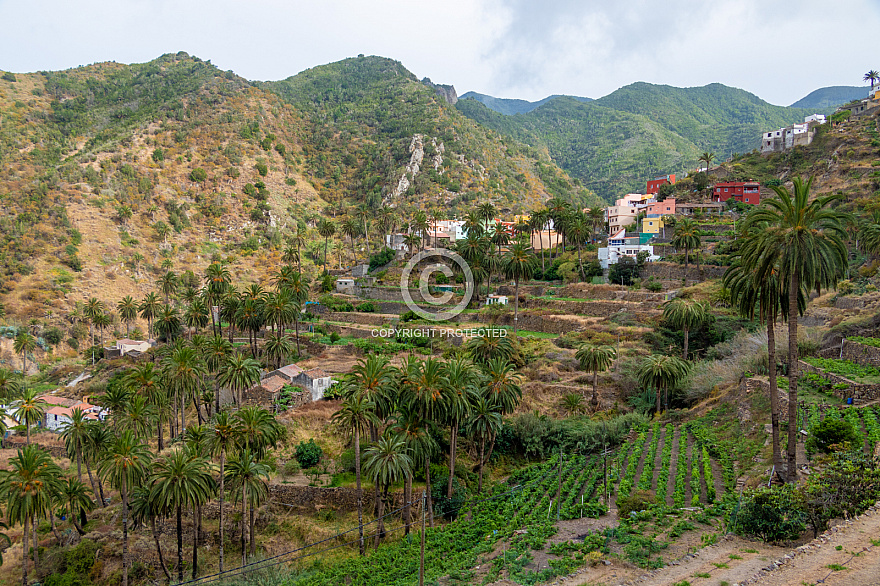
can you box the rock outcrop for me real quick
[422,77,458,105]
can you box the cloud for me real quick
[0,0,878,105]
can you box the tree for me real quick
[402,233,421,257]
[332,393,379,554]
[84,297,105,346]
[741,177,848,480]
[60,477,93,536]
[264,333,292,371]
[225,449,269,564]
[61,408,91,485]
[441,359,476,500]
[502,241,538,333]
[139,292,161,339]
[163,343,207,435]
[565,212,592,280]
[184,299,210,338]
[217,352,261,408]
[154,221,171,243]
[155,304,181,342]
[363,435,412,547]
[317,218,336,274]
[205,262,232,336]
[464,397,502,493]
[98,430,151,586]
[0,368,20,403]
[13,387,47,444]
[529,210,550,272]
[864,69,880,92]
[209,411,237,571]
[575,344,616,408]
[117,296,138,337]
[482,357,523,415]
[204,335,233,414]
[158,271,179,306]
[149,448,215,581]
[671,218,701,284]
[662,298,709,360]
[0,444,64,585]
[389,412,437,534]
[13,330,36,375]
[129,485,172,580]
[92,312,111,349]
[699,152,715,174]
[125,363,167,449]
[637,354,689,413]
[233,406,284,461]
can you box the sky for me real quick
[1,0,878,106]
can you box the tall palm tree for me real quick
[139,292,161,339]
[184,299,210,339]
[119,394,157,439]
[290,227,307,273]
[129,485,171,581]
[0,368,20,403]
[233,406,285,461]
[363,435,412,547]
[670,218,701,284]
[98,430,151,586]
[332,393,379,553]
[441,359,476,499]
[482,357,523,415]
[158,271,179,306]
[155,304,181,342]
[864,69,880,93]
[149,448,215,581]
[61,408,91,483]
[84,422,111,505]
[699,152,715,174]
[205,335,233,414]
[205,262,232,336]
[566,212,592,280]
[225,449,269,564]
[341,217,361,264]
[529,210,549,272]
[13,387,47,444]
[84,297,105,346]
[389,412,437,534]
[317,218,336,274]
[13,330,36,375]
[217,352,261,408]
[502,241,538,333]
[208,411,237,571]
[724,259,804,482]
[741,177,848,479]
[412,210,430,252]
[575,344,616,409]
[264,333,292,371]
[662,298,710,360]
[0,444,64,586]
[637,354,689,413]
[464,397,502,493]
[92,312,111,349]
[163,343,207,435]
[117,296,138,337]
[60,476,93,536]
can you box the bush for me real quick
[2,72,16,82]
[356,302,378,313]
[295,439,323,469]
[368,247,395,271]
[320,274,334,293]
[609,257,640,286]
[806,417,861,455]
[616,490,656,518]
[151,148,164,162]
[189,167,207,183]
[645,278,663,292]
[431,471,468,521]
[338,448,356,473]
[736,484,805,543]
[400,310,419,322]
[281,459,301,479]
[255,162,268,176]
[43,327,63,345]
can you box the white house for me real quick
[335,278,356,294]
[597,229,659,269]
[292,368,335,401]
[385,233,409,253]
[45,400,106,432]
[485,294,509,306]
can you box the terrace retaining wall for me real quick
[639,262,728,282]
[797,359,880,404]
[840,339,880,369]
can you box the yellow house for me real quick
[642,216,664,234]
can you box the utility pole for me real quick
[419,491,426,586]
[556,447,563,521]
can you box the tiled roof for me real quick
[261,376,287,394]
[40,395,76,407]
[303,368,328,379]
[46,406,73,418]
[278,364,305,378]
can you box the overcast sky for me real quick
[1,0,877,106]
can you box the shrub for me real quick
[806,417,860,455]
[356,302,378,313]
[151,148,164,162]
[2,72,16,82]
[400,310,419,322]
[255,162,268,176]
[281,459,301,479]
[430,471,467,520]
[320,274,334,293]
[189,167,207,183]
[616,490,656,518]
[43,327,63,345]
[736,484,805,543]
[368,247,395,271]
[295,439,323,469]
[645,278,663,292]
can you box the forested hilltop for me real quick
[457,82,831,199]
[0,53,597,318]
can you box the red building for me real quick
[646,174,676,194]
[713,181,761,205]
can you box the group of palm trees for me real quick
[0,338,284,586]
[332,334,522,555]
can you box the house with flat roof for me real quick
[598,229,659,269]
[713,181,761,205]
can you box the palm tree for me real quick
[464,397,502,493]
[741,177,848,479]
[482,357,523,415]
[117,296,138,336]
[205,262,232,336]
[13,387,47,444]
[502,241,538,333]
[575,344,616,409]
[129,485,171,581]
[290,227,307,273]
[317,218,336,274]
[670,218,701,284]
[0,368,20,403]
[0,444,63,586]
[560,392,586,416]
[699,152,715,174]
[120,394,157,439]
[184,299,210,338]
[217,352,261,408]
[637,354,689,413]
[155,304,181,341]
[13,330,36,375]
[724,259,804,482]
[529,210,549,272]
[163,343,207,435]
[84,297,105,346]
[60,476,93,536]
[61,408,91,483]
[84,423,111,505]
[566,212,592,280]
[208,411,237,571]
[477,202,496,225]
[662,298,710,360]
[865,70,880,93]
[332,393,378,553]
[466,330,518,366]
[264,333,292,371]
[125,363,167,449]
[149,448,215,581]
[225,449,269,565]
[402,233,421,257]
[363,435,412,547]
[233,406,284,461]
[412,210,430,252]
[388,412,437,534]
[93,312,111,349]
[341,217,361,264]
[98,430,151,586]
[441,358,476,499]
[205,335,233,414]
[139,292,161,340]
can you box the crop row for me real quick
[655,424,674,503]
[637,423,662,492]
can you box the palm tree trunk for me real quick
[181,388,186,435]
[85,458,103,507]
[767,319,784,483]
[684,246,689,285]
[375,485,386,548]
[293,315,301,357]
[122,478,129,586]
[478,435,486,494]
[404,473,412,536]
[787,272,800,481]
[157,419,164,452]
[21,514,28,586]
[249,506,256,557]
[177,505,184,583]
[577,244,585,280]
[447,424,458,499]
[683,327,689,361]
[323,238,329,274]
[192,505,199,580]
[215,380,221,417]
[76,442,82,483]
[591,369,599,409]
[241,485,248,566]
[49,510,61,543]
[425,462,434,528]
[655,385,661,414]
[219,450,225,572]
[151,515,171,580]
[355,429,365,555]
[31,518,37,569]
[513,279,520,333]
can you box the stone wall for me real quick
[639,261,728,282]
[1,439,66,458]
[520,298,662,317]
[797,359,880,404]
[265,484,404,513]
[324,312,399,327]
[840,339,880,368]
[555,283,667,303]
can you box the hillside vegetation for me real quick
[457,82,830,199]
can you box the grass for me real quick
[693,572,711,578]
[826,563,847,571]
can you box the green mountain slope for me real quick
[457,82,829,199]
[459,91,592,115]
[790,85,867,108]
